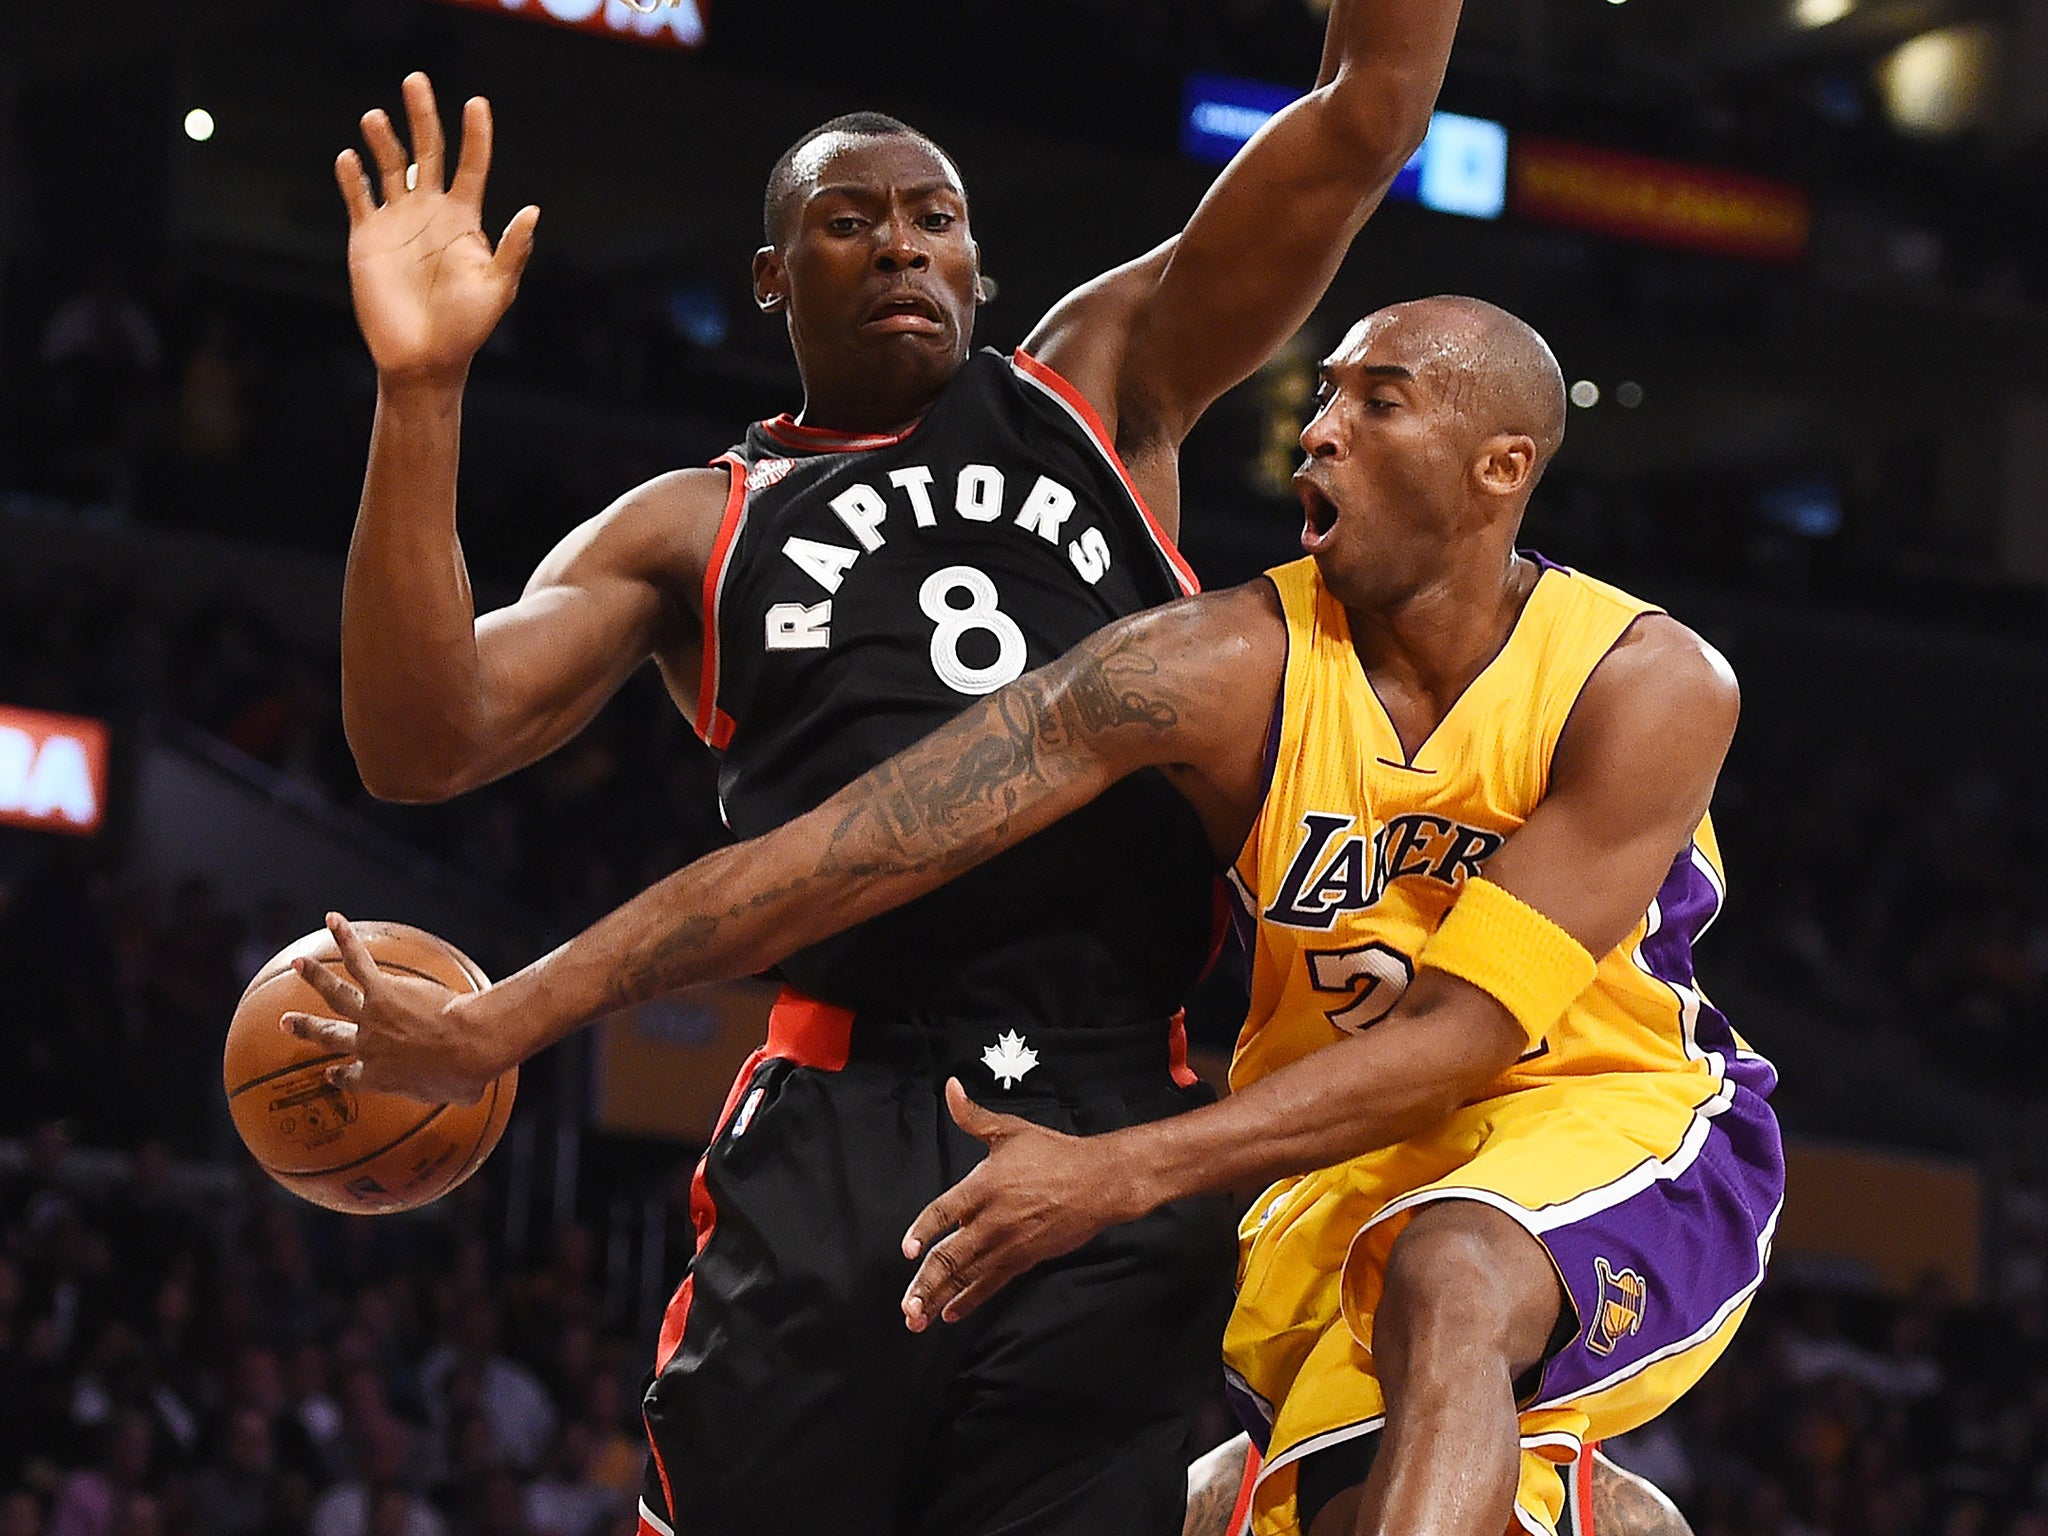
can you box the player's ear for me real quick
[971,241,988,306]
[753,245,788,314]
[1474,433,1537,499]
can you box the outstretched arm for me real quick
[284,585,1283,1103]
[336,73,726,801]
[894,616,1739,1327]
[1030,0,1466,498]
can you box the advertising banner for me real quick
[1510,136,1810,262]
[0,704,110,836]
[429,0,706,52]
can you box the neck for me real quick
[793,356,959,437]
[1344,544,1537,709]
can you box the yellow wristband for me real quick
[1418,878,1596,1045]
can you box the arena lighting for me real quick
[183,108,215,142]
[0,704,110,836]
[1182,76,1508,220]
[1569,380,1600,408]
[1794,0,1854,29]
[1879,23,1999,136]
[1615,381,1645,409]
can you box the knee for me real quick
[1377,1203,1560,1375]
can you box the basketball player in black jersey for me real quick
[326,9,1463,1532]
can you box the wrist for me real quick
[375,370,470,412]
[1107,1123,1193,1220]
[443,986,520,1084]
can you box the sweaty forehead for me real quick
[1326,307,1484,391]
[790,133,964,200]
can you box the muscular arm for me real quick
[1029,0,1465,514]
[333,74,727,802]
[341,436,724,800]
[1104,616,1740,1206]
[893,617,1740,1322]
[300,585,1281,1098]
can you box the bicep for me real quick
[1482,620,1739,958]
[462,470,723,786]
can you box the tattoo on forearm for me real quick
[1590,1455,1692,1536]
[602,628,1188,1009]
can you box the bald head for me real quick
[1350,296,1567,478]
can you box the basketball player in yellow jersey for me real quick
[290,296,1780,1536]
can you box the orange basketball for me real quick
[223,921,517,1215]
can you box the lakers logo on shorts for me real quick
[1587,1257,1647,1357]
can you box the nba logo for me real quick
[1587,1257,1647,1357]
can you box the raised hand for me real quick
[337,72,540,386]
[280,913,503,1106]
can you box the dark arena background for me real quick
[2,0,2047,1533]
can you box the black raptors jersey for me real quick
[689,347,1218,1029]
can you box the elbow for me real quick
[1319,77,1436,184]
[344,719,479,805]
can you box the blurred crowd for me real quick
[0,1124,663,1536]
[1606,1266,2048,1536]
[11,1118,2048,1536]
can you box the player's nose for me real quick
[873,216,931,272]
[1299,400,1345,459]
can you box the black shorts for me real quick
[638,989,1239,1536]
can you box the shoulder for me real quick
[1556,612,1739,781]
[1021,242,1178,445]
[1594,612,1740,717]
[526,465,734,597]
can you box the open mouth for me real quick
[1297,479,1340,550]
[863,291,945,334]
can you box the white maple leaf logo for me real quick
[981,1030,1039,1088]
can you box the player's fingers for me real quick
[325,1059,366,1090]
[291,955,365,1017]
[902,1228,980,1330]
[359,107,411,201]
[901,1172,986,1259]
[326,912,383,995]
[937,1261,1019,1324]
[491,205,541,285]
[449,95,494,210]
[943,1076,1022,1145]
[401,72,446,192]
[335,149,376,224]
[280,1012,360,1054]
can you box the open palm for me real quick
[337,72,539,385]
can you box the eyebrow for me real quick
[1317,362,1416,388]
[808,181,962,204]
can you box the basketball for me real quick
[223,921,517,1215]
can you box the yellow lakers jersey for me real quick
[1229,556,1765,1101]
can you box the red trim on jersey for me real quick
[1229,1440,1261,1536]
[636,1512,668,1536]
[765,986,855,1070]
[760,414,919,453]
[692,454,747,751]
[1166,1012,1200,1089]
[1008,348,1201,597]
[1577,1443,1599,1536]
